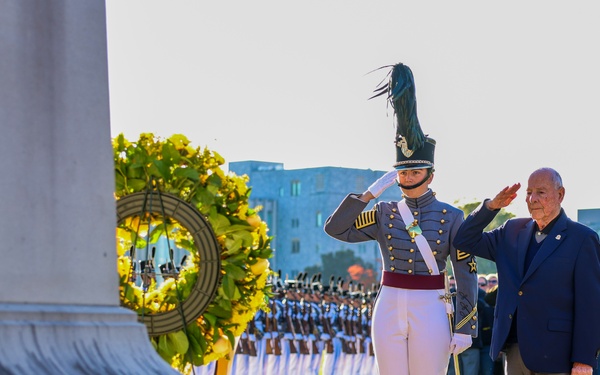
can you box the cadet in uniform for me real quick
[324,63,478,375]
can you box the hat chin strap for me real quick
[398,170,432,190]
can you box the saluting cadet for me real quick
[324,63,478,375]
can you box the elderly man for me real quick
[453,167,600,375]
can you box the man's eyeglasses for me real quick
[478,283,487,287]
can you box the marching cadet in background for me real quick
[320,279,344,375]
[324,63,478,375]
[197,273,379,375]
[260,278,283,375]
[304,279,325,374]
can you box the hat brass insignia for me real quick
[397,138,415,158]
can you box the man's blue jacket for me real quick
[453,202,600,372]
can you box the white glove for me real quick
[449,333,472,355]
[368,170,398,198]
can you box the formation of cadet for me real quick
[194,272,380,375]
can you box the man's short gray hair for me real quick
[534,167,563,189]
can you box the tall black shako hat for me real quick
[370,63,435,170]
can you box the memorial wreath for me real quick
[113,133,273,372]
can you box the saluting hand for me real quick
[369,170,398,197]
[486,183,521,211]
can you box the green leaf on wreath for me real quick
[224,252,248,265]
[158,334,175,362]
[197,333,208,354]
[147,225,166,244]
[126,164,144,179]
[127,178,148,191]
[207,305,232,319]
[225,330,236,347]
[124,283,135,301]
[232,284,242,301]
[151,159,171,180]
[228,229,254,248]
[258,248,274,259]
[222,275,235,300]
[161,142,181,164]
[174,166,199,181]
[224,263,247,281]
[208,212,232,235]
[218,297,232,311]
[195,186,216,208]
[224,237,243,256]
[203,312,217,327]
[115,173,125,192]
[187,335,204,366]
[206,173,223,188]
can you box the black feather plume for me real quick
[370,63,426,152]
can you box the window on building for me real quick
[279,187,285,197]
[315,174,325,191]
[291,218,299,228]
[291,239,300,253]
[266,211,273,230]
[291,180,301,196]
[316,211,322,227]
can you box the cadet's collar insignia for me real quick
[555,234,561,240]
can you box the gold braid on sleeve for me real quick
[455,306,477,330]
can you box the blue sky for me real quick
[106,1,600,219]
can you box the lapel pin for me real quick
[555,235,561,240]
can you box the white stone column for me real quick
[0,2,178,373]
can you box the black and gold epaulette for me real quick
[355,209,376,229]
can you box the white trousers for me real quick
[371,285,451,375]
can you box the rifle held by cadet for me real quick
[292,301,311,355]
[284,301,298,354]
[321,303,335,354]
[246,319,257,357]
[269,299,282,355]
[265,303,274,355]
[307,302,320,354]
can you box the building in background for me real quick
[231,161,600,282]
[578,208,600,234]
[229,161,399,281]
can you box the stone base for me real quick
[0,303,180,374]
